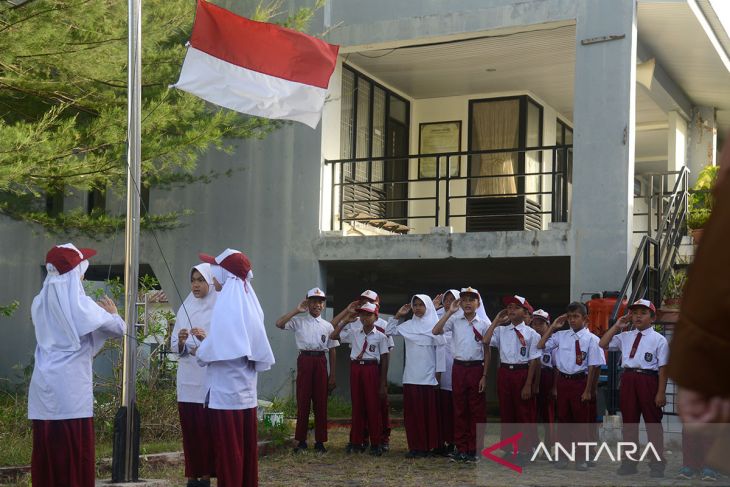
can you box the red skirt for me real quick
[178,402,215,478]
[32,417,95,487]
[209,408,258,487]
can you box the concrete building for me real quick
[1,0,728,404]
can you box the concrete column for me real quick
[570,0,636,299]
[687,106,717,186]
[667,111,687,174]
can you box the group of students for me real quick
[278,286,717,480]
[27,242,718,486]
[28,245,273,487]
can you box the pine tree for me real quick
[0,0,321,236]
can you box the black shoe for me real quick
[362,439,370,449]
[514,453,529,467]
[575,461,588,471]
[554,458,569,470]
[314,442,327,454]
[186,481,198,487]
[449,452,465,463]
[345,442,354,454]
[293,441,307,453]
[464,451,478,464]
[381,442,390,452]
[370,445,383,456]
[586,460,597,468]
[198,481,211,487]
[445,443,456,455]
[405,450,420,459]
[617,461,638,475]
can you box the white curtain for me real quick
[471,100,519,196]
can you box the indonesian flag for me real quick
[173,1,339,129]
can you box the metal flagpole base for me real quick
[111,405,141,482]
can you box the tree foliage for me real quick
[0,0,322,237]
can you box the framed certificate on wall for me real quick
[418,121,461,179]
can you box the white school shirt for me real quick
[171,320,210,404]
[489,322,542,364]
[443,315,490,361]
[385,318,445,386]
[348,317,395,349]
[284,314,339,351]
[204,357,258,410]
[543,327,605,375]
[28,315,126,420]
[340,324,389,362]
[608,327,669,370]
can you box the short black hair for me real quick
[566,301,588,316]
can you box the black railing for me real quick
[606,166,689,415]
[325,145,572,234]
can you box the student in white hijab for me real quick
[171,263,217,487]
[196,249,274,487]
[28,243,125,487]
[386,294,446,458]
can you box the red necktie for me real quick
[629,332,642,359]
[514,328,526,347]
[375,325,385,333]
[575,339,583,365]
[471,322,483,342]
[356,336,368,360]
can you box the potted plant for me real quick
[687,165,719,244]
[657,268,686,323]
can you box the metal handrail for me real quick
[605,166,689,414]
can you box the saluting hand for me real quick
[432,293,443,309]
[191,327,206,341]
[448,298,461,314]
[97,295,118,315]
[615,313,631,330]
[395,304,412,319]
[178,328,190,342]
[212,277,223,292]
[550,314,568,330]
[346,300,361,313]
[296,299,308,313]
[493,309,510,325]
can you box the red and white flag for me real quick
[173,1,339,129]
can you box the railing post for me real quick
[339,161,345,232]
[434,156,441,227]
[445,155,451,227]
[329,160,335,232]
[562,148,569,222]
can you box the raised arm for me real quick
[433,298,460,335]
[537,314,567,349]
[598,313,630,349]
[275,299,308,329]
[481,309,509,346]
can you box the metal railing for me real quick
[325,145,572,234]
[606,166,689,415]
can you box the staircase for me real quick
[606,166,689,415]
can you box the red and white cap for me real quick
[460,286,481,297]
[532,309,551,322]
[503,295,534,314]
[360,289,379,302]
[199,248,252,280]
[357,302,379,315]
[628,299,656,314]
[306,287,326,299]
[46,243,96,275]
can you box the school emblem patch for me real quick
[321,334,326,343]
[520,346,527,357]
[542,354,550,364]
[581,351,587,361]
[644,352,653,362]
[368,344,376,353]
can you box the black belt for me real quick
[351,359,378,365]
[623,368,658,376]
[299,350,326,356]
[453,359,483,367]
[501,363,529,370]
[559,371,587,380]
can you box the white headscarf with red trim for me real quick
[31,243,117,352]
[196,249,275,371]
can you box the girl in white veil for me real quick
[196,249,274,487]
[386,294,445,458]
[28,243,125,486]
[171,263,217,487]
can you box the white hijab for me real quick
[174,263,217,344]
[196,265,275,371]
[439,289,491,324]
[31,244,116,352]
[398,294,444,346]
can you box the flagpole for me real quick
[112,0,142,481]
